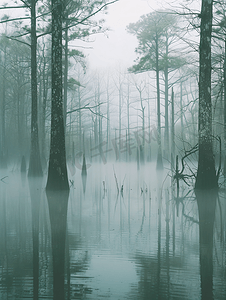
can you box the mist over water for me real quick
[0,162,225,299]
[0,0,225,298]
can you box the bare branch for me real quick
[0,6,26,9]
[8,31,31,38]
[5,36,30,47]
[67,102,106,118]
[0,17,30,24]
[37,0,119,39]
[19,0,31,8]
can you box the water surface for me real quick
[0,162,225,299]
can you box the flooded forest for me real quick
[0,0,226,299]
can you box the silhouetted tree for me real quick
[127,12,164,169]
[28,0,43,176]
[127,11,183,169]
[195,0,218,189]
[46,0,69,190]
[9,0,43,176]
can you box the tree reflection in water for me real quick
[81,173,87,194]
[196,189,217,300]
[46,189,69,300]
[0,165,225,299]
[127,181,219,299]
[28,177,43,300]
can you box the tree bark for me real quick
[195,0,218,189]
[28,0,43,177]
[63,18,69,129]
[41,54,48,163]
[46,0,69,190]
[223,38,226,175]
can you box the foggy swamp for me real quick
[1,0,226,298]
[0,160,225,300]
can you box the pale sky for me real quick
[82,0,164,70]
[1,0,166,71]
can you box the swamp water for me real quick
[0,162,225,299]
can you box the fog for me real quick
[84,0,162,69]
[0,0,226,298]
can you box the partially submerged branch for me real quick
[173,144,198,189]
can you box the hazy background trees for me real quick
[1,0,226,188]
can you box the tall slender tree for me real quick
[3,0,43,175]
[195,0,218,189]
[28,0,43,176]
[0,23,8,168]
[46,0,69,190]
[127,11,186,168]
[127,12,165,169]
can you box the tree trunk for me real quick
[171,88,175,168]
[140,90,145,164]
[46,0,69,190]
[63,18,69,129]
[106,77,111,151]
[147,85,151,162]
[164,33,169,161]
[195,0,218,189]
[78,85,82,152]
[99,105,103,161]
[180,81,184,142]
[118,81,122,161]
[223,38,226,175]
[1,38,7,168]
[127,82,130,162]
[28,0,43,177]
[156,35,164,170]
[41,55,48,163]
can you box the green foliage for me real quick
[1,14,9,21]
[69,49,85,58]
[68,49,86,72]
[63,0,107,40]
[159,55,186,71]
[128,54,154,73]
[67,77,82,90]
[127,10,185,74]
